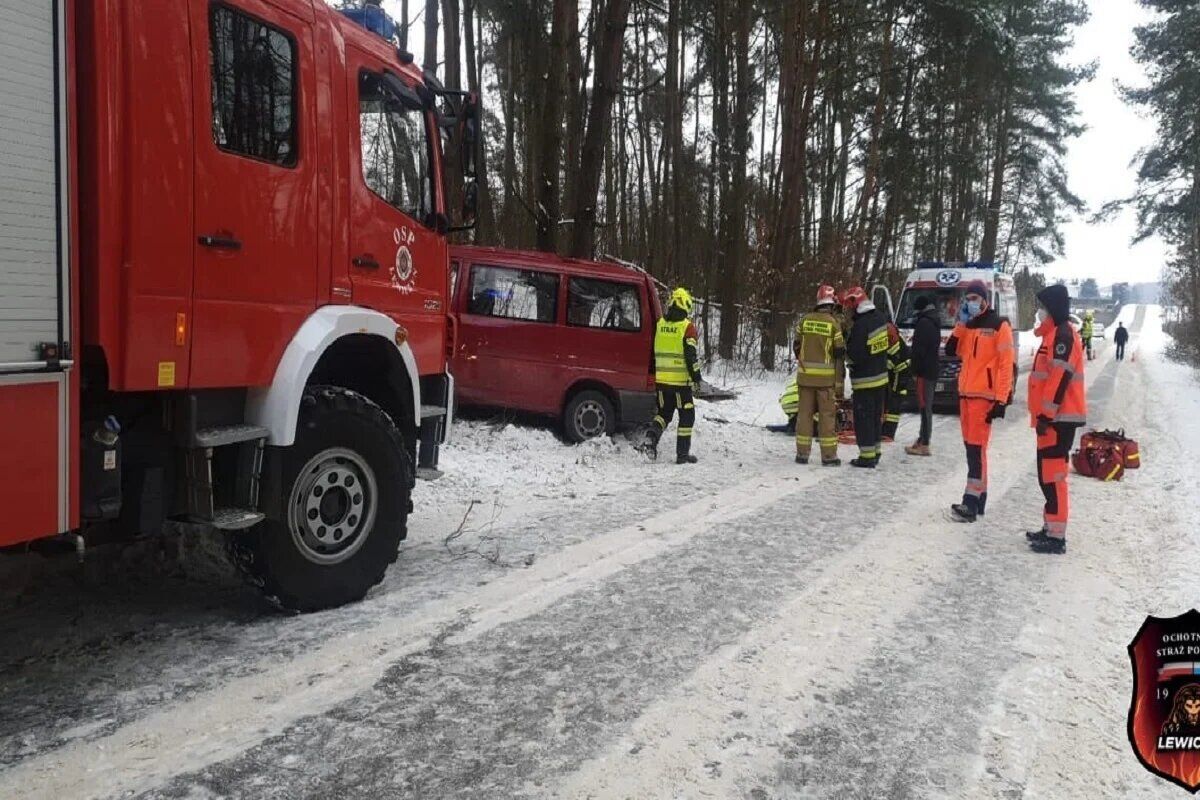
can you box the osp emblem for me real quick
[1128,609,1200,792]
[936,270,961,287]
[392,227,417,294]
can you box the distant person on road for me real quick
[1081,310,1095,361]
[792,285,846,466]
[1026,284,1088,554]
[843,287,891,468]
[1114,321,1129,361]
[905,296,941,457]
[646,287,702,464]
[946,280,1015,523]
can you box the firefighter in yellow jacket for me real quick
[647,287,703,464]
[793,285,846,466]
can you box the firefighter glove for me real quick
[1036,415,1051,436]
[986,402,1007,423]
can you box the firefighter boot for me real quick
[639,428,660,461]
[849,457,877,469]
[1025,527,1048,541]
[949,502,978,523]
[676,436,697,465]
[1028,532,1066,554]
[822,457,842,467]
[795,454,809,465]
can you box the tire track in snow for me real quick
[132,407,994,800]
[0,468,826,800]
[550,328,1121,799]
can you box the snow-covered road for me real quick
[1,305,1196,799]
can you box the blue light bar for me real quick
[340,5,399,43]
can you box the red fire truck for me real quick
[0,0,476,611]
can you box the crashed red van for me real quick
[449,246,661,441]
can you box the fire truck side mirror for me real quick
[462,179,478,225]
[460,93,479,179]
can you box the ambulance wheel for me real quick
[563,390,616,443]
[226,386,410,612]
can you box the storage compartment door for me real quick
[0,0,66,368]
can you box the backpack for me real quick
[1072,429,1141,481]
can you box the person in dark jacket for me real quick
[843,287,891,468]
[1114,321,1129,361]
[905,297,942,456]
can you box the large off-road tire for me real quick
[563,389,617,443]
[227,386,411,612]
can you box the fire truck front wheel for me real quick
[228,386,410,612]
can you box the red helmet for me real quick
[816,284,837,306]
[841,286,867,311]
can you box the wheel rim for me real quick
[288,448,377,565]
[573,399,608,439]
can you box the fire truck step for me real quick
[210,508,266,531]
[420,404,448,419]
[191,424,270,448]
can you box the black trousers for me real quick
[915,377,935,445]
[852,387,885,461]
[1116,342,1126,360]
[652,385,695,458]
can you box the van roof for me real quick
[451,245,654,283]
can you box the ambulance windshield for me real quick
[896,288,967,329]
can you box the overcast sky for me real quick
[1051,0,1169,288]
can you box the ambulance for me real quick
[889,262,1020,409]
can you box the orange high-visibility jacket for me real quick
[1028,318,1087,425]
[945,310,1015,403]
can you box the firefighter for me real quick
[1026,284,1087,554]
[905,296,941,456]
[843,287,890,468]
[792,285,846,466]
[647,287,702,464]
[946,281,1015,522]
[881,319,912,443]
[1080,310,1095,361]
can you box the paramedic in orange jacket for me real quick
[1026,284,1087,554]
[945,280,1015,523]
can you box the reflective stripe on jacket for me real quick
[945,310,1015,402]
[846,307,891,391]
[1028,318,1087,425]
[792,309,846,388]
[780,375,799,416]
[654,318,698,386]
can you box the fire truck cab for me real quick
[0,0,473,611]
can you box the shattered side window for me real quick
[467,265,559,323]
[567,278,642,332]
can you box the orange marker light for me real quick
[395,325,408,347]
[175,313,187,346]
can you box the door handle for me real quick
[352,255,380,270]
[198,235,242,250]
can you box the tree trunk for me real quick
[463,0,492,240]
[535,0,576,252]
[423,0,439,73]
[980,87,1010,264]
[569,0,633,258]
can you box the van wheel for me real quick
[226,386,410,612]
[563,390,616,443]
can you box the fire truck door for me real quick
[189,0,318,388]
